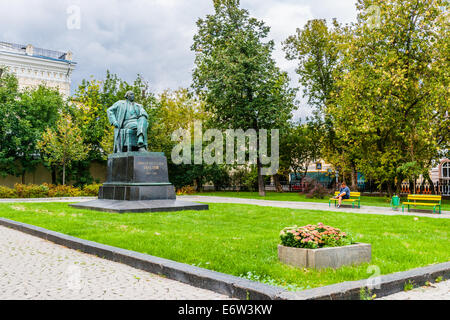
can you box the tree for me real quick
[150,88,211,155]
[279,120,322,185]
[38,114,90,185]
[0,72,65,183]
[0,72,22,177]
[19,85,66,183]
[329,0,449,194]
[283,19,360,188]
[149,88,231,191]
[192,0,297,196]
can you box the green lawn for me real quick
[191,191,450,211]
[0,202,448,291]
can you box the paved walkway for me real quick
[0,225,230,300]
[179,196,450,219]
[378,279,450,300]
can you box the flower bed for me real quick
[279,223,353,249]
[278,223,371,269]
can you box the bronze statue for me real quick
[107,91,148,153]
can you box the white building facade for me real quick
[0,41,76,98]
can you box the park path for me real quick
[0,225,230,300]
[378,279,450,300]
[179,195,450,219]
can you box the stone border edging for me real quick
[0,217,449,300]
[279,262,450,300]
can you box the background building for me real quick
[0,41,76,98]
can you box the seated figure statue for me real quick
[107,91,148,153]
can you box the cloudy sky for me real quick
[0,0,358,120]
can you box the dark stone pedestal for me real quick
[70,152,208,213]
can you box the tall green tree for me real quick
[283,19,360,187]
[191,0,297,196]
[0,72,65,183]
[38,114,90,185]
[0,72,21,178]
[330,0,449,194]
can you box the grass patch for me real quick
[404,280,415,291]
[0,202,448,291]
[191,191,450,211]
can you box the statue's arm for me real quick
[138,104,148,118]
[107,102,120,127]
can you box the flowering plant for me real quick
[280,223,353,249]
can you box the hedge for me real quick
[0,183,101,198]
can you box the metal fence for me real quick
[211,179,450,196]
[263,180,450,196]
[398,180,450,196]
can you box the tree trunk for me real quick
[257,158,266,196]
[63,163,66,185]
[424,172,435,195]
[387,182,393,197]
[51,166,57,185]
[273,174,283,192]
[350,166,357,190]
[21,171,25,184]
[395,179,402,195]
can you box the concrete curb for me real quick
[277,262,450,300]
[0,217,449,300]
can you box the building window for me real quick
[316,162,322,170]
[442,162,450,179]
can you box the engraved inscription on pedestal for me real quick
[134,157,167,184]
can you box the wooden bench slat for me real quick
[402,202,439,206]
[333,192,360,196]
[408,197,441,200]
[329,191,361,208]
[407,195,441,199]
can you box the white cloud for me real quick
[0,0,357,120]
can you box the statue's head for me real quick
[125,91,135,102]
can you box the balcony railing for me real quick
[0,41,67,61]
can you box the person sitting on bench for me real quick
[334,182,350,208]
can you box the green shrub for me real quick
[0,183,103,198]
[82,184,101,196]
[0,186,17,198]
[14,183,50,198]
[48,184,82,197]
[176,185,196,195]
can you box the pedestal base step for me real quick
[69,199,209,213]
